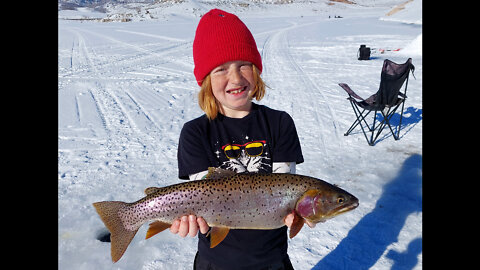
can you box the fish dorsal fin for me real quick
[209,227,230,248]
[146,221,171,239]
[144,187,161,195]
[289,212,305,239]
[205,167,236,180]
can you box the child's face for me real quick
[210,60,255,118]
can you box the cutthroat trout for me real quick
[93,168,359,262]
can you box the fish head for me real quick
[295,188,359,224]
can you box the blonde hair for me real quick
[198,64,266,120]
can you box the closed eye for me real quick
[213,67,226,73]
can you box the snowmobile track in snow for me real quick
[260,21,342,156]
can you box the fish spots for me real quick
[115,173,352,230]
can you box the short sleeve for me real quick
[272,112,304,164]
[177,119,212,180]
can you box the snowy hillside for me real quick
[58,0,422,269]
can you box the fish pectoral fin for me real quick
[146,221,171,239]
[209,227,230,248]
[289,212,305,239]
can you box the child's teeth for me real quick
[230,88,244,94]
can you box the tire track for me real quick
[61,26,192,82]
[61,26,172,178]
[261,21,341,157]
[74,27,192,77]
[283,37,342,144]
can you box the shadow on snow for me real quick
[377,106,422,143]
[312,154,422,270]
[344,106,422,145]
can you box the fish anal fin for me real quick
[289,212,305,239]
[209,227,230,248]
[144,187,161,195]
[146,221,171,239]
[205,167,236,180]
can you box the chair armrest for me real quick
[339,83,364,100]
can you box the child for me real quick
[173,9,304,270]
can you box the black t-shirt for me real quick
[177,103,304,269]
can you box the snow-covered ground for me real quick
[58,0,422,269]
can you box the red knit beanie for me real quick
[193,9,262,86]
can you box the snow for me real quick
[58,0,422,269]
[398,33,421,57]
[380,0,422,25]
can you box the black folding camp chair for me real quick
[340,58,415,146]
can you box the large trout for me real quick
[93,168,359,262]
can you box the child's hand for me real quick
[283,212,316,228]
[170,215,210,237]
[284,212,295,228]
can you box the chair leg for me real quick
[363,114,375,146]
[344,100,366,136]
[345,100,407,146]
[368,110,378,145]
[345,101,373,136]
[371,110,390,145]
[384,112,399,140]
[382,100,405,141]
[345,109,372,136]
[344,117,359,136]
[367,107,399,146]
[369,110,393,146]
[395,100,406,140]
[344,100,381,146]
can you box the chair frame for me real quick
[342,58,414,146]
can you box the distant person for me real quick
[172,9,304,270]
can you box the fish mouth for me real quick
[313,201,359,223]
[328,200,359,219]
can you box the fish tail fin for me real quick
[93,201,139,263]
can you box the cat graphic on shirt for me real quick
[219,139,271,173]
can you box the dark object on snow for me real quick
[97,231,111,242]
[358,45,371,60]
[339,58,415,145]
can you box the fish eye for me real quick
[337,196,345,204]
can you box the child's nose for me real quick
[229,68,243,84]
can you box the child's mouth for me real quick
[227,86,246,95]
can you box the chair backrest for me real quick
[376,58,415,106]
